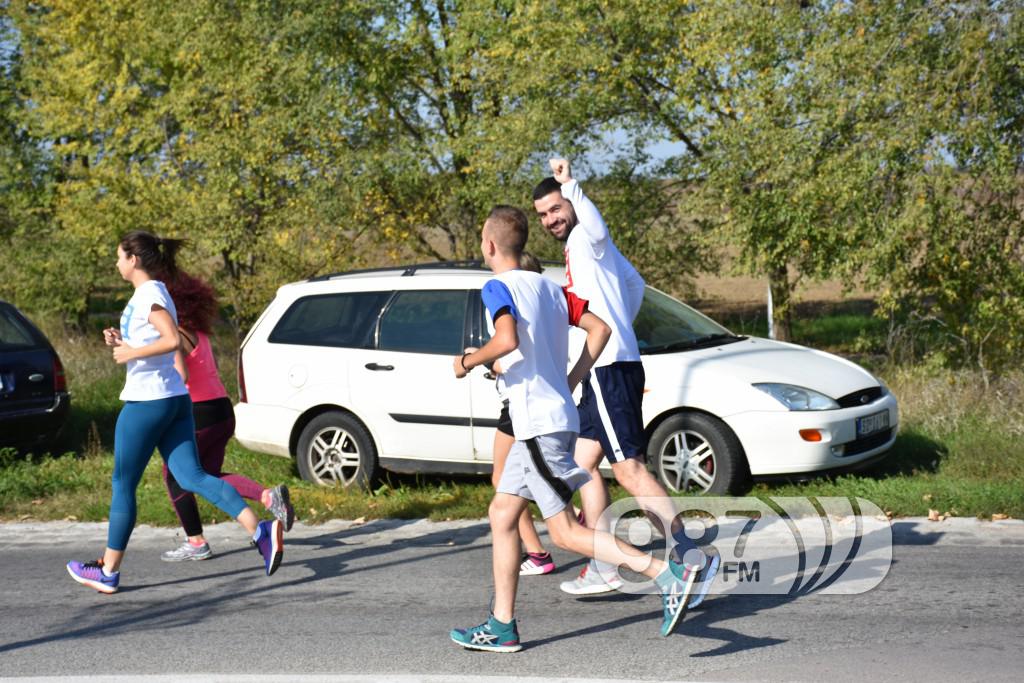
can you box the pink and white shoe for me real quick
[519,552,556,576]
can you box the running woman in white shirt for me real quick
[533,159,719,605]
[448,206,699,652]
[65,231,284,594]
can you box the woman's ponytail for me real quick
[120,231,187,280]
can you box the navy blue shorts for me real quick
[578,361,647,464]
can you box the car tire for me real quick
[648,412,750,495]
[296,411,380,488]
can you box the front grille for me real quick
[842,428,894,456]
[837,386,883,408]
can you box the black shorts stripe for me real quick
[524,437,573,505]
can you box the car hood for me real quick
[643,336,879,400]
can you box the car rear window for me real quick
[268,291,391,348]
[378,290,469,355]
[0,306,42,351]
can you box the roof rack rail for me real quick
[400,260,487,276]
[307,260,490,282]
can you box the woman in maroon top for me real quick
[162,271,295,561]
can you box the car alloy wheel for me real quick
[296,411,379,488]
[658,429,717,493]
[648,412,750,495]
[308,425,362,486]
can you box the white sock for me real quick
[101,565,118,578]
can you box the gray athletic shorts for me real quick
[496,432,591,520]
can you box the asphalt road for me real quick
[2,517,1022,682]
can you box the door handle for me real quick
[364,363,394,371]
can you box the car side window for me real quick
[0,307,40,351]
[378,290,469,355]
[268,291,390,348]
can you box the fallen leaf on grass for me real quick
[928,509,941,521]
[31,499,43,505]
[18,514,31,521]
[352,516,366,524]
[64,515,77,521]
[922,494,933,502]
[992,513,1010,521]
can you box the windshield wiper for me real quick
[641,333,746,354]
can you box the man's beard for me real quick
[551,219,573,242]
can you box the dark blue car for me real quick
[0,301,70,450]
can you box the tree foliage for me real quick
[1,1,1021,371]
[2,0,708,328]
[865,2,1024,373]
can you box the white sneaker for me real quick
[161,541,212,562]
[559,560,623,595]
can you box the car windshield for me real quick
[634,288,744,354]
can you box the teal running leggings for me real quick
[109,394,247,550]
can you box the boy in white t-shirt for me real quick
[449,206,699,652]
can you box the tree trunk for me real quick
[769,263,794,342]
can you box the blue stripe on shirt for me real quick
[482,279,519,322]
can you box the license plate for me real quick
[856,410,889,437]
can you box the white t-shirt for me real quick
[118,280,188,401]
[562,179,645,366]
[482,270,587,440]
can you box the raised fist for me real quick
[549,158,573,185]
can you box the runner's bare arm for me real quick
[568,311,611,393]
[453,314,519,378]
[174,346,189,383]
[111,305,181,364]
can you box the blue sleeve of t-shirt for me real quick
[481,279,519,322]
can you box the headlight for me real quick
[753,383,839,411]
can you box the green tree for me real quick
[866,2,1024,374]
[568,0,1023,367]
[9,0,367,328]
[0,3,59,314]
[542,1,934,340]
[321,0,587,265]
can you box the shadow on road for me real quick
[1,520,492,656]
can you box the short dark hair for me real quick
[486,205,529,256]
[532,176,562,201]
[120,230,185,280]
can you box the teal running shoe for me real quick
[450,614,522,653]
[660,559,698,637]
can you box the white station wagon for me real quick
[234,262,899,494]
